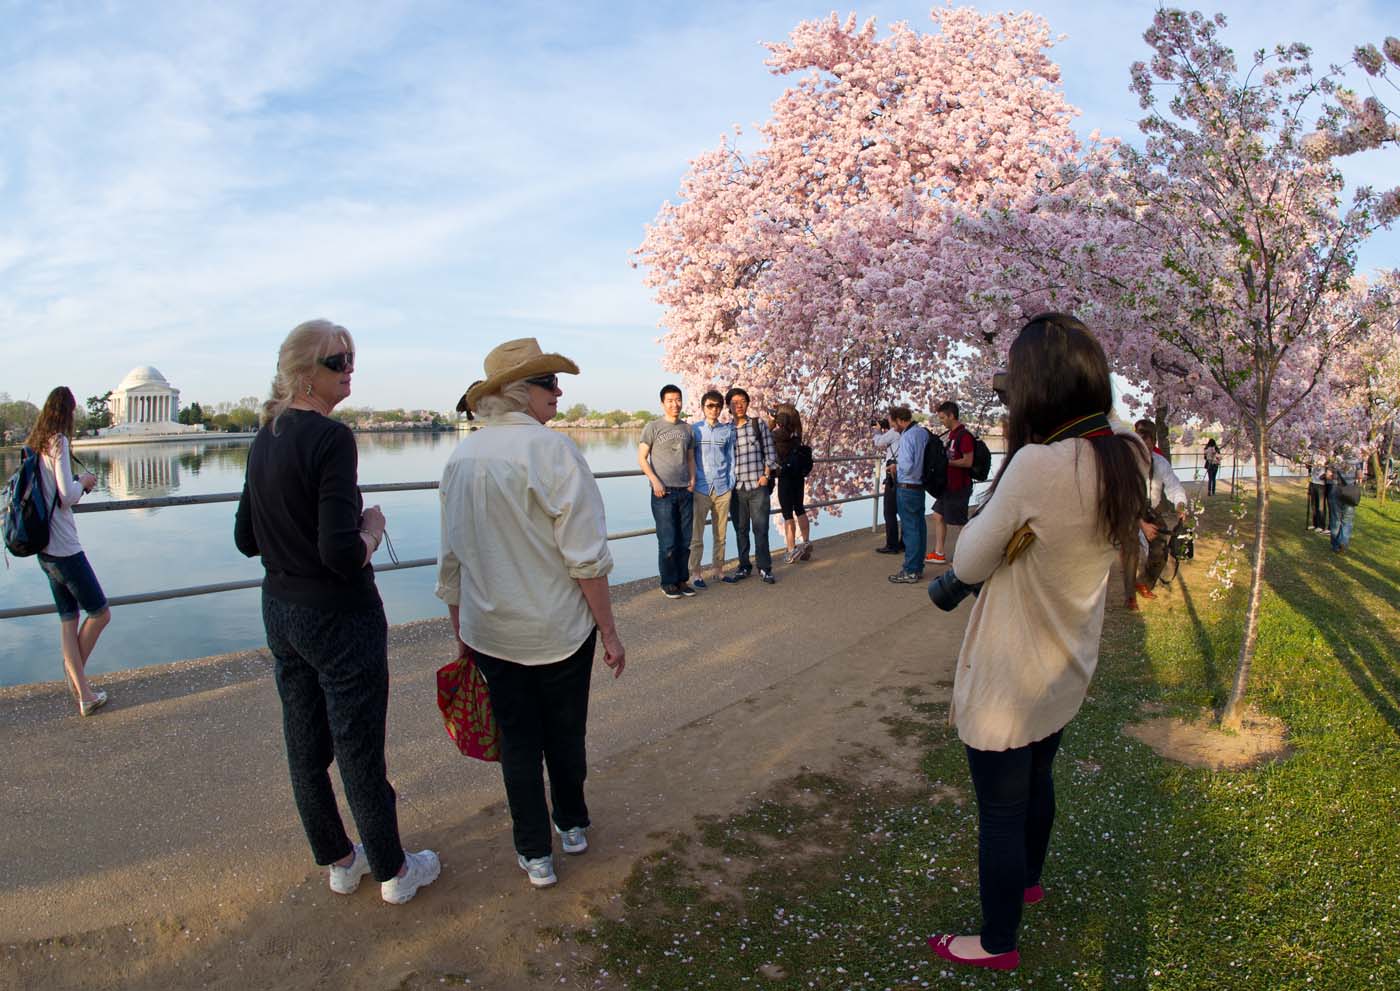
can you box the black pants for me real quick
[1308,482,1326,529]
[1206,463,1218,495]
[474,631,596,859]
[263,593,404,882]
[882,474,902,549]
[965,729,1064,953]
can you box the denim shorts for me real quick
[38,551,109,620]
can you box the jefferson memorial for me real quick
[99,366,206,438]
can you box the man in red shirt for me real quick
[927,400,974,565]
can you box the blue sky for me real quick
[2,0,1396,414]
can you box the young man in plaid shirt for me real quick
[721,387,780,585]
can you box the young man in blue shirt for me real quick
[689,390,736,588]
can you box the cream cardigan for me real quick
[949,438,1126,751]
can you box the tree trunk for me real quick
[1221,423,1269,730]
[1154,405,1172,462]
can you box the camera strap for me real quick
[1042,412,1113,443]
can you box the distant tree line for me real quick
[554,404,659,427]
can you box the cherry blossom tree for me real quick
[636,7,1084,484]
[1018,10,1400,727]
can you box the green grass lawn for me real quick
[574,485,1400,990]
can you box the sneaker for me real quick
[381,849,441,905]
[888,571,922,584]
[760,569,776,584]
[875,546,902,554]
[784,547,799,564]
[661,584,683,599]
[328,843,371,894]
[678,582,697,597]
[691,577,707,590]
[926,551,947,564]
[517,853,558,888]
[799,542,812,561]
[722,568,750,584]
[554,823,588,855]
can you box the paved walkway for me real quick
[1,521,971,990]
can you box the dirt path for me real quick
[1,523,968,991]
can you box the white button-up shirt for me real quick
[1147,451,1187,511]
[436,413,613,664]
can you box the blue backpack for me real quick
[3,445,58,558]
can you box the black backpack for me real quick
[921,426,948,498]
[784,443,814,478]
[970,435,992,483]
[3,445,58,558]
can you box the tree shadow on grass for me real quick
[1266,513,1400,738]
[1176,577,1227,709]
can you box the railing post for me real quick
[872,460,881,533]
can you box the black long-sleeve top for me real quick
[234,409,380,612]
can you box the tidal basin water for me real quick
[0,430,888,687]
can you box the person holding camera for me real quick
[872,417,902,554]
[926,313,1146,972]
[1122,419,1187,609]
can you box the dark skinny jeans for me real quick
[729,485,773,573]
[263,593,405,882]
[965,729,1064,954]
[473,630,597,860]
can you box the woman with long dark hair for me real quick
[770,402,811,564]
[26,387,111,716]
[235,319,439,905]
[1203,438,1221,496]
[928,313,1146,971]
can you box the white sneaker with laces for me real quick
[517,853,558,887]
[380,849,441,904]
[554,823,588,855]
[328,842,371,894]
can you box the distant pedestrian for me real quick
[1307,463,1328,531]
[873,417,902,555]
[25,387,111,717]
[928,312,1147,972]
[722,387,779,585]
[689,390,735,588]
[887,406,930,584]
[1328,467,1359,553]
[639,384,696,599]
[1203,438,1221,496]
[770,402,812,564]
[235,319,439,904]
[1322,465,1337,534]
[438,337,625,889]
[927,400,975,565]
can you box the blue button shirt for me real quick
[896,425,930,485]
[692,420,736,496]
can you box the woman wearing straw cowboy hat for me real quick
[436,338,626,888]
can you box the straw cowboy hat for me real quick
[457,338,579,413]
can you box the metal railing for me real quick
[1,456,885,620]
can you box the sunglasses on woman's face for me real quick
[319,352,354,374]
[525,374,558,390]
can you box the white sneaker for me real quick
[328,842,371,894]
[517,853,558,887]
[380,849,441,904]
[554,823,588,855]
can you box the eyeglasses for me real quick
[319,352,354,373]
[525,374,558,390]
[703,402,722,409]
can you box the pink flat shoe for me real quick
[1024,884,1045,905]
[928,933,1020,971]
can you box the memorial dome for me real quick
[116,366,171,391]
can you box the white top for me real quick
[950,439,1137,751]
[38,435,88,557]
[873,427,901,461]
[435,412,614,664]
[1148,451,1187,511]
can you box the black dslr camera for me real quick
[927,570,981,611]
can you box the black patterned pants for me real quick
[262,593,404,882]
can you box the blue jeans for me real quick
[896,486,926,575]
[730,485,773,573]
[38,551,108,620]
[1330,513,1354,550]
[650,487,694,586]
